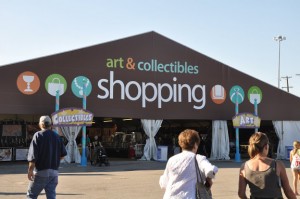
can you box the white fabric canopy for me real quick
[140,119,163,161]
[210,120,230,160]
[273,121,300,159]
[60,126,82,163]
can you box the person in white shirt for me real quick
[290,140,300,195]
[159,129,218,199]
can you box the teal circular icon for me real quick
[229,85,244,104]
[45,74,67,96]
[248,86,262,104]
[71,76,92,98]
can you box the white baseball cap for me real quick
[39,115,52,124]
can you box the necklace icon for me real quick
[74,78,90,96]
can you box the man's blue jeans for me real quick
[27,175,58,199]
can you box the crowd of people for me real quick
[26,116,299,199]
[160,130,299,199]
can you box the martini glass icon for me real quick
[23,75,34,92]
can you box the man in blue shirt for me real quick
[27,115,67,199]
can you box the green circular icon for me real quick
[229,85,244,104]
[248,86,262,104]
[45,74,67,96]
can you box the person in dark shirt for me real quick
[27,115,67,199]
[90,135,103,164]
[238,132,295,199]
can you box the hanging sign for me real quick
[51,107,94,126]
[232,112,261,128]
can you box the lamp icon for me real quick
[23,75,34,92]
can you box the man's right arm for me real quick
[28,161,35,181]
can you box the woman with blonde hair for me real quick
[290,140,300,195]
[238,132,296,199]
[159,129,218,199]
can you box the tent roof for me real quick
[1,31,300,120]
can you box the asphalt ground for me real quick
[0,158,298,199]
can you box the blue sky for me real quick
[1,1,300,96]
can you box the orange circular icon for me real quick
[17,71,40,95]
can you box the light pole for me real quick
[274,35,286,88]
[274,35,286,159]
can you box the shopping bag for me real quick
[195,156,212,199]
[48,78,64,96]
[250,89,261,104]
[196,182,212,199]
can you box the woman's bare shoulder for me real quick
[240,161,247,170]
[274,159,286,171]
